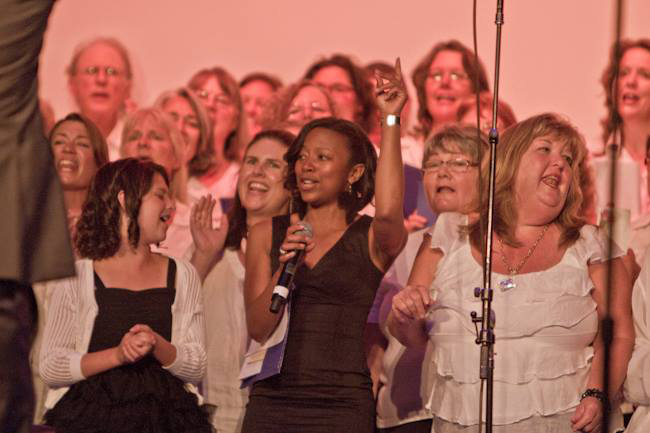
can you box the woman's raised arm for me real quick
[369,58,408,271]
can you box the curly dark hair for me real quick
[75,158,169,259]
[285,117,376,223]
[600,38,650,146]
[412,40,490,136]
[304,54,375,133]
[224,129,295,250]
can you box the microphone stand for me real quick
[471,1,504,432]
[602,0,625,430]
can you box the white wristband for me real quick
[384,114,400,127]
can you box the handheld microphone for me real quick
[269,221,313,314]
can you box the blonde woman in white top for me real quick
[370,125,488,433]
[389,113,634,433]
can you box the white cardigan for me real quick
[39,258,206,409]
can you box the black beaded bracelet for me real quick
[580,388,609,409]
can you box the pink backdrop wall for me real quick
[39,0,649,147]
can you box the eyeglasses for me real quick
[81,66,122,77]
[321,83,354,94]
[197,90,233,107]
[288,101,330,117]
[422,158,477,174]
[427,70,468,82]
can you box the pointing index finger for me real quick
[395,57,403,81]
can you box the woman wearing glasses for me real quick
[303,54,375,132]
[187,67,247,201]
[389,113,634,433]
[419,126,484,216]
[260,80,338,135]
[372,125,487,433]
[411,40,490,140]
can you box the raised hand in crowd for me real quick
[190,195,229,280]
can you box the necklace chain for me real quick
[498,224,550,275]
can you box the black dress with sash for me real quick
[242,215,384,433]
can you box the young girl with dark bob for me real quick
[40,158,211,433]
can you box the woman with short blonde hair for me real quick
[155,87,214,178]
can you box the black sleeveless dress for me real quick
[44,259,212,433]
[242,215,385,433]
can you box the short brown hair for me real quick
[49,112,109,168]
[225,129,295,250]
[456,92,517,130]
[75,158,169,259]
[304,54,375,133]
[260,79,338,131]
[240,72,283,91]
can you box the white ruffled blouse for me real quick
[426,212,606,426]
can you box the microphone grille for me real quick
[297,221,313,238]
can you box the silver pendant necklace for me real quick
[497,224,550,291]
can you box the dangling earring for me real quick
[346,183,353,194]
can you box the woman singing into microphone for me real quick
[241,59,408,433]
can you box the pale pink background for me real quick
[39,0,649,147]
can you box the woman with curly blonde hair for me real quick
[390,113,633,433]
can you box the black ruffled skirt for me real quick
[44,357,212,433]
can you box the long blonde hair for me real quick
[467,113,589,250]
